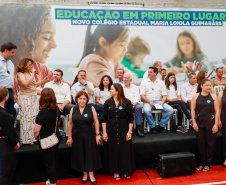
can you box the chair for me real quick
[143,110,162,132]
[214,85,225,94]
[166,109,178,130]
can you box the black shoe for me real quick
[81,178,89,184]
[150,127,157,133]
[157,126,167,133]
[135,129,144,137]
[91,180,97,184]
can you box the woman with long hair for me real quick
[95,75,113,105]
[165,72,192,133]
[16,58,48,144]
[197,71,214,94]
[0,4,57,88]
[0,87,20,185]
[66,91,101,184]
[191,79,219,172]
[102,83,135,180]
[78,25,130,87]
[165,30,208,74]
[34,88,61,185]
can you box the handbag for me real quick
[39,109,59,149]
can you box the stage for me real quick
[12,126,224,184]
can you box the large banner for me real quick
[1,4,226,86]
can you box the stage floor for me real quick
[13,127,224,184]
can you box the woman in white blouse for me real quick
[95,75,113,105]
[165,72,192,133]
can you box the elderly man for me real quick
[140,66,173,133]
[123,72,144,137]
[211,67,226,87]
[114,68,124,84]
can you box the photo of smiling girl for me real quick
[165,30,208,74]
[0,4,57,88]
[77,25,130,87]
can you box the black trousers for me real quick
[222,123,226,159]
[40,143,59,184]
[0,139,16,185]
[168,100,191,126]
[196,126,217,166]
[185,102,191,111]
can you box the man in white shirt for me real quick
[140,67,173,132]
[123,72,144,137]
[71,70,103,129]
[181,72,198,111]
[114,68,124,84]
[142,61,162,82]
[44,69,74,115]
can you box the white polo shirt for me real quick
[122,84,140,103]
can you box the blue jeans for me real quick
[4,89,14,116]
[88,103,103,130]
[143,100,173,128]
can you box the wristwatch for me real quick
[84,83,87,86]
[96,133,100,136]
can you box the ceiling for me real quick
[1,0,226,9]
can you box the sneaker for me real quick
[176,126,188,133]
[157,126,167,133]
[189,119,193,127]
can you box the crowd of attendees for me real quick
[1,41,226,185]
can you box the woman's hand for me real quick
[96,135,101,145]
[219,121,222,129]
[212,124,218,134]
[103,132,108,142]
[193,123,199,132]
[66,137,73,147]
[14,142,20,149]
[126,132,132,141]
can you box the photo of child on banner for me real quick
[165,30,208,75]
[0,4,57,88]
[77,25,130,87]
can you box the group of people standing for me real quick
[0,39,226,185]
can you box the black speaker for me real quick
[156,152,196,178]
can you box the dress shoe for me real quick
[157,126,167,133]
[81,178,88,184]
[91,180,97,184]
[150,127,158,133]
[135,129,144,137]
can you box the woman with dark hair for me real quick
[16,58,48,145]
[102,83,135,180]
[95,75,113,105]
[34,88,61,185]
[191,79,219,172]
[165,72,192,133]
[78,25,130,87]
[218,86,226,167]
[197,71,214,94]
[0,87,20,185]
[66,91,101,184]
[0,4,57,88]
